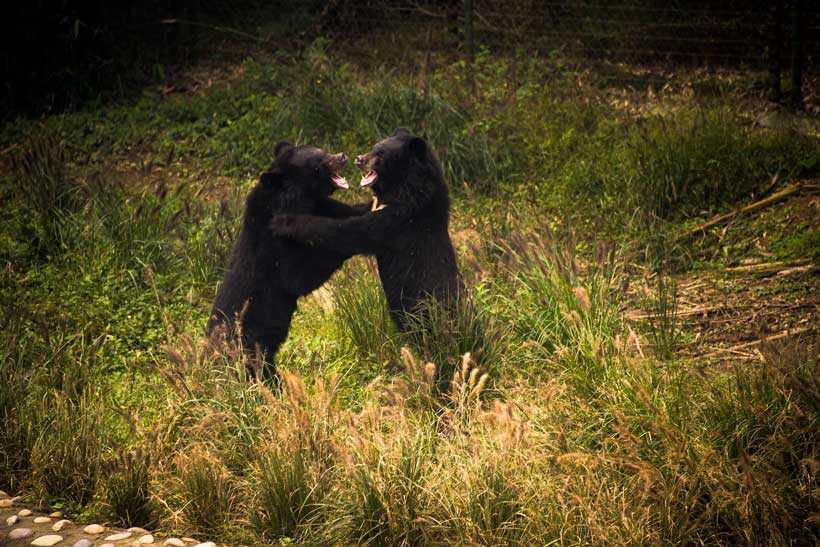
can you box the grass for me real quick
[1,38,818,545]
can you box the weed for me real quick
[29,393,107,507]
[647,274,680,360]
[9,133,77,255]
[101,448,157,528]
[331,258,396,362]
[172,447,238,538]
[462,462,524,544]
[402,289,503,390]
[250,443,326,540]
[622,109,814,220]
[494,225,624,391]
[339,430,433,546]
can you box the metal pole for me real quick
[790,0,805,109]
[464,0,475,94]
[768,1,783,103]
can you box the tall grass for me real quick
[0,329,111,505]
[492,225,625,393]
[331,258,396,363]
[330,256,503,390]
[125,252,817,545]
[100,448,156,528]
[250,441,327,540]
[1,41,818,546]
[172,446,239,538]
[643,273,680,361]
[402,289,503,391]
[620,109,813,219]
[8,133,78,257]
[3,242,818,544]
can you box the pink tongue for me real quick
[331,174,349,189]
[361,171,377,187]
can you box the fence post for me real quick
[464,0,475,94]
[767,1,783,103]
[789,0,804,109]
[421,24,432,103]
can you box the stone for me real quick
[83,524,105,535]
[181,539,197,544]
[128,527,149,534]
[137,534,155,544]
[0,498,13,508]
[72,540,93,547]
[164,540,185,547]
[100,544,115,547]
[193,543,216,547]
[34,516,52,524]
[18,509,33,517]
[7,515,20,525]
[8,528,33,540]
[31,535,64,546]
[52,520,71,532]
[104,532,132,541]
[49,512,63,518]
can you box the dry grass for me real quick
[135,319,819,545]
[2,204,817,544]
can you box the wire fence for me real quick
[313,0,819,106]
[3,1,818,114]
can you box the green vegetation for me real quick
[1,39,818,545]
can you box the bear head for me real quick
[261,141,349,198]
[354,128,443,208]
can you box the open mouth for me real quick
[360,170,378,187]
[356,153,378,188]
[331,173,349,189]
[327,153,349,189]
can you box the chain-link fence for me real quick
[313,0,819,106]
[3,1,818,114]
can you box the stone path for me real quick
[0,491,217,547]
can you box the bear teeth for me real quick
[361,171,378,187]
[331,174,349,189]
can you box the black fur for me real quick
[269,129,461,330]
[207,142,368,380]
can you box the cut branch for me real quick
[677,183,803,241]
[724,259,810,275]
[628,304,725,321]
[704,326,813,358]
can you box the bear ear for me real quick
[407,136,427,158]
[273,140,294,159]
[260,170,283,188]
[393,127,411,137]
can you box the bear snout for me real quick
[355,154,370,170]
[327,152,348,170]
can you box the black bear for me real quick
[269,128,461,330]
[207,142,368,380]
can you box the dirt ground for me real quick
[626,185,819,367]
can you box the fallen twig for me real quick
[628,304,725,321]
[703,326,813,358]
[724,259,810,275]
[677,183,803,241]
[777,264,820,277]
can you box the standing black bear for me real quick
[207,142,367,380]
[269,128,461,330]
